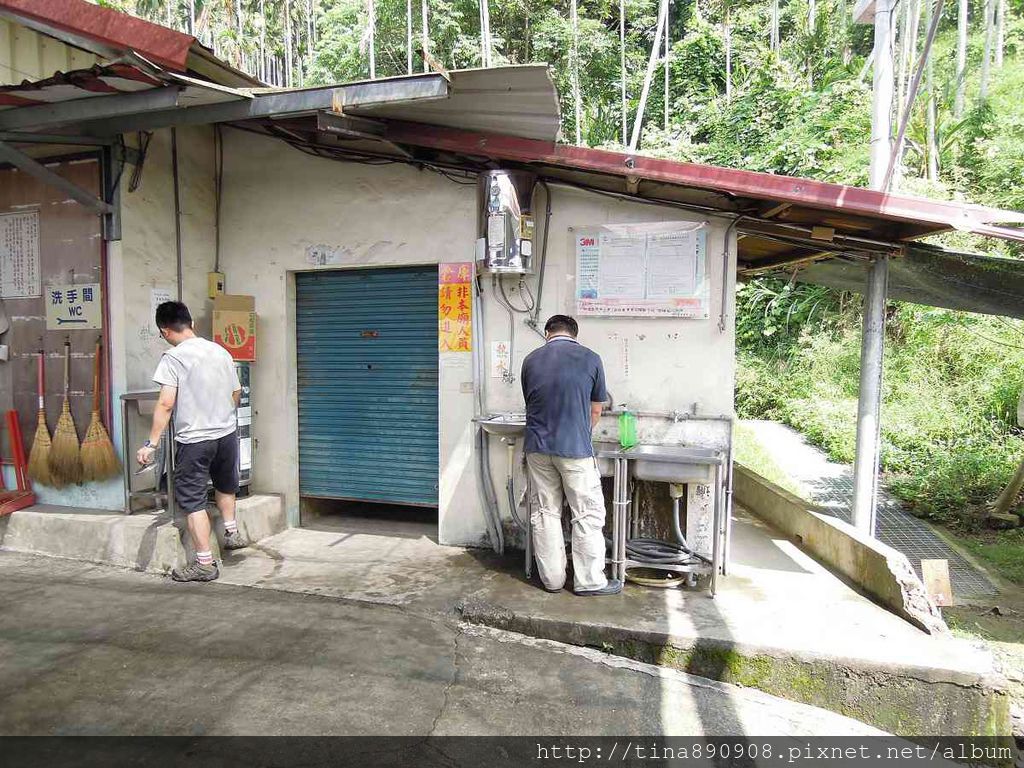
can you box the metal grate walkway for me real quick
[743,420,997,598]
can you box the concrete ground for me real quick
[215,508,993,680]
[0,550,888,737]
[0,499,1008,735]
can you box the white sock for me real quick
[196,550,214,565]
[224,520,238,533]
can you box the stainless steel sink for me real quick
[474,413,527,438]
[592,440,626,476]
[625,444,721,483]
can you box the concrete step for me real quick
[0,495,286,573]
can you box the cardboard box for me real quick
[213,294,256,361]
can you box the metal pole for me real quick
[851,255,889,534]
[868,0,895,190]
[850,0,895,536]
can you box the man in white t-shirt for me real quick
[137,301,246,583]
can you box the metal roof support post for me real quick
[851,253,889,534]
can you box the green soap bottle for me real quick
[618,407,638,449]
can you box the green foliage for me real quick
[736,298,1024,527]
[961,530,1024,585]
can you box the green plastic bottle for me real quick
[618,407,638,449]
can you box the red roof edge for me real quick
[0,0,194,72]
[384,121,1024,243]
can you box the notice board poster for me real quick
[0,210,41,299]
[574,221,709,318]
[438,262,472,352]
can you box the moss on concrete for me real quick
[598,636,1009,737]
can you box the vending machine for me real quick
[235,362,252,495]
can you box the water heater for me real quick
[478,170,537,274]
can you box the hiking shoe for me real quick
[223,529,248,551]
[575,578,623,597]
[171,561,220,583]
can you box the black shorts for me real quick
[173,431,239,514]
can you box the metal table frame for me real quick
[120,391,175,516]
[605,448,727,597]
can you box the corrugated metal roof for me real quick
[0,62,161,108]
[344,65,561,143]
[0,58,247,121]
[0,0,260,87]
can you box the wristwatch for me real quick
[143,439,156,448]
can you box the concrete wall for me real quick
[219,129,736,546]
[0,24,217,509]
[733,464,947,634]
[100,127,218,509]
[65,126,217,510]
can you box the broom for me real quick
[26,350,52,486]
[81,339,120,482]
[48,340,82,487]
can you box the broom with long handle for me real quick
[48,340,82,487]
[81,339,120,482]
[26,350,52,486]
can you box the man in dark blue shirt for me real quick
[521,315,621,596]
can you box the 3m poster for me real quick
[438,262,472,352]
[574,221,709,318]
[0,210,40,299]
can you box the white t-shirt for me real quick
[153,336,241,444]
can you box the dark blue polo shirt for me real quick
[521,336,608,458]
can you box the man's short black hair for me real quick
[544,314,579,338]
[155,301,193,332]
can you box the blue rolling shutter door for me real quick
[296,267,439,506]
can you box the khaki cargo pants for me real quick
[526,453,609,592]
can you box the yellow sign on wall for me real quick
[438,262,472,352]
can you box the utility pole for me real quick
[852,0,895,536]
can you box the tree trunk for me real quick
[422,0,429,72]
[924,0,938,182]
[992,455,1024,518]
[481,0,492,67]
[770,0,780,52]
[995,0,1005,68]
[664,0,670,131]
[188,0,195,35]
[724,1,732,102]
[954,0,968,116]
[285,0,293,87]
[368,0,376,78]
[620,0,627,144]
[980,0,994,101]
[897,0,911,125]
[570,0,582,144]
[629,0,669,149]
[307,0,314,77]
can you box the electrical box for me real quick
[478,170,536,275]
[207,271,225,298]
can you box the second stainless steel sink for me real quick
[591,441,722,483]
[627,444,721,483]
